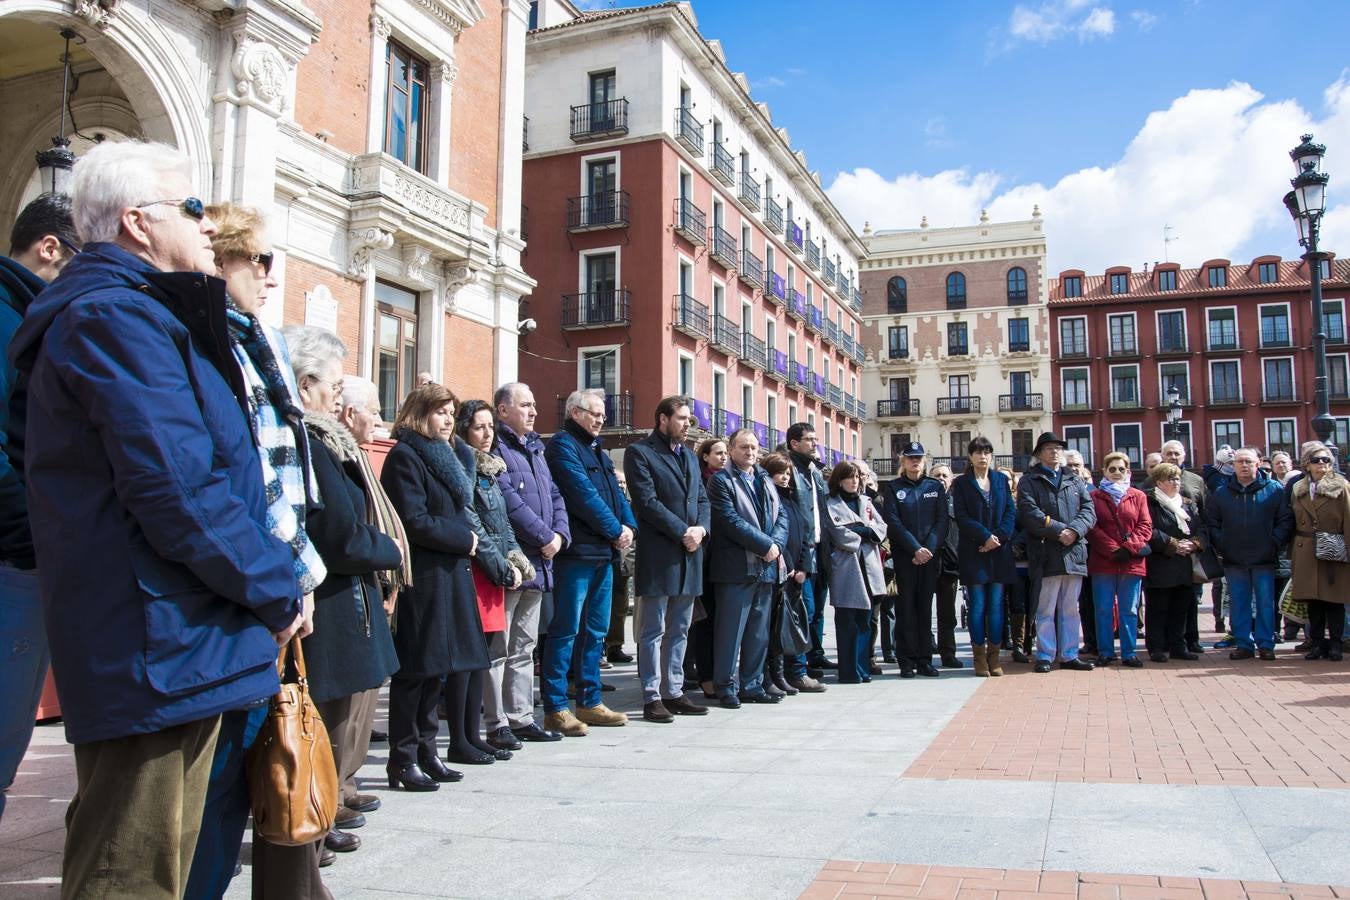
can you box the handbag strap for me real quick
[275,635,310,685]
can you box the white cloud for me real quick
[1006,1,1117,45]
[828,74,1350,273]
[751,75,787,90]
[1079,7,1116,37]
[1130,9,1159,30]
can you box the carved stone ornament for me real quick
[348,228,394,279]
[403,245,432,285]
[431,60,459,85]
[74,0,118,28]
[442,263,479,315]
[230,37,289,115]
[371,13,393,39]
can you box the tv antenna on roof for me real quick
[1163,224,1179,263]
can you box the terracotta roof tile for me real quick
[1049,257,1348,305]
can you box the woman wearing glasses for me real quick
[1086,452,1153,667]
[1290,442,1350,660]
[1143,463,1205,662]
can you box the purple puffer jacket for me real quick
[493,422,571,591]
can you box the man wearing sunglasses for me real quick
[0,193,78,823]
[9,141,310,897]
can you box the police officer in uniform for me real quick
[880,442,949,678]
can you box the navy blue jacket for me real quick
[494,422,569,591]
[1204,471,1293,569]
[545,419,635,563]
[11,243,301,744]
[777,483,808,575]
[787,451,829,572]
[707,465,789,583]
[0,256,41,568]
[880,473,949,563]
[951,469,1018,585]
[622,430,710,598]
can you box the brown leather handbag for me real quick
[246,637,339,846]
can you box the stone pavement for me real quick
[2,610,1348,899]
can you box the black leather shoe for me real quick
[1329,645,1344,661]
[817,658,839,670]
[1230,647,1255,660]
[1096,655,1118,665]
[325,828,360,853]
[1258,648,1276,661]
[739,690,782,704]
[606,646,634,663]
[1122,656,1143,668]
[1187,643,1205,654]
[1149,651,1169,663]
[486,726,522,751]
[807,667,825,680]
[1034,660,1052,673]
[719,694,741,709]
[447,748,495,765]
[1012,648,1030,663]
[489,747,513,761]
[664,695,709,715]
[917,663,940,677]
[319,847,337,868]
[899,667,916,679]
[512,722,563,742]
[417,755,464,783]
[386,763,440,792]
[368,729,388,743]
[1173,650,1200,661]
[1059,658,1094,671]
[883,654,897,663]
[940,655,964,669]
[1306,644,1328,660]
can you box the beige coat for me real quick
[1290,473,1350,603]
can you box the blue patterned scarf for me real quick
[226,306,326,595]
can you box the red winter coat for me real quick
[1087,487,1153,576]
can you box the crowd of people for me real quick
[0,139,1347,899]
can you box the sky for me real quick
[570,0,1350,273]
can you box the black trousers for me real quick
[893,560,938,666]
[1078,585,1097,651]
[1145,584,1192,655]
[1187,585,1202,646]
[869,597,895,660]
[935,574,958,659]
[689,592,717,683]
[1307,599,1347,644]
[388,674,441,769]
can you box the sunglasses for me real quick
[248,252,274,275]
[1106,465,1127,473]
[136,197,206,221]
[1311,456,1333,465]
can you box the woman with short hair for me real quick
[1143,462,1204,662]
[1086,451,1153,667]
[825,461,887,684]
[1290,442,1350,660]
[951,436,1016,676]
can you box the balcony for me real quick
[877,398,920,418]
[1060,400,1092,414]
[709,225,738,270]
[570,99,629,141]
[741,333,767,371]
[930,457,970,475]
[1009,339,1031,353]
[1107,342,1141,360]
[1109,393,1142,410]
[852,287,863,311]
[673,198,705,245]
[673,293,709,339]
[557,392,632,430]
[805,241,821,270]
[995,454,1034,472]
[561,290,631,329]
[843,392,857,418]
[522,116,529,152]
[887,345,910,361]
[1263,385,1298,404]
[766,271,786,305]
[674,107,704,155]
[811,373,827,399]
[825,319,840,347]
[947,295,967,311]
[790,362,809,392]
[1209,388,1245,407]
[764,196,784,233]
[947,343,971,358]
[850,342,867,365]
[710,314,741,357]
[823,257,836,284]
[739,172,760,211]
[1058,344,1089,360]
[710,142,735,186]
[870,458,898,477]
[998,393,1044,413]
[738,248,764,290]
[827,384,843,408]
[788,221,804,252]
[768,348,789,381]
[786,288,806,320]
[937,397,980,416]
[807,305,824,334]
[841,333,856,359]
[836,270,851,297]
[566,190,630,232]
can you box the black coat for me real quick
[1016,464,1096,577]
[788,451,829,572]
[880,473,949,563]
[623,430,710,598]
[380,431,488,678]
[303,418,403,703]
[1145,493,1206,589]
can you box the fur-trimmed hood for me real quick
[393,427,474,507]
[475,448,506,478]
[305,412,360,462]
[1294,471,1347,500]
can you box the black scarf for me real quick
[394,427,473,507]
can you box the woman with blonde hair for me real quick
[1290,442,1350,660]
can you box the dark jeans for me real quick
[388,674,441,769]
[935,574,958,659]
[835,607,872,683]
[689,592,717,683]
[0,565,46,823]
[894,561,938,666]
[807,565,829,663]
[869,597,895,660]
[606,567,630,649]
[185,705,266,900]
[1078,582,1097,651]
[1145,583,1193,655]
[1307,599,1347,646]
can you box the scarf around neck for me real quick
[226,306,325,595]
[1098,478,1129,505]
[1152,487,1190,535]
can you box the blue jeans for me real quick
[787,577,816,679]
[808,566,829,662]
[185,704,266,899]
[1091,573,1143,659]
[543,557,612,712]
[967,582,1006,647]
[0,565,46,822]
[1224,566,1276,651]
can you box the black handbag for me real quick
[773,580,812,657]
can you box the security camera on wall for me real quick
[518,317,538,336]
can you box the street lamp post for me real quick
[1165,384,1182,444]
[1283,135,1335,460]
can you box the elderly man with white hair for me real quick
[10,140,309,897]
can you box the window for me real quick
[949,430,971,465]
[374,281,419,421]
[1007,267,1028,304]
[950,375,970,398]
[1062,275,1082,298]
[1258,261,1279,284]
[1157,269,1177,291]
[742,383,753,420]
[1210,360,1241,403]
[887,276,907,313]
[1324,300,1346,343]
[766,395,777,442]
[384,41,429,173]
[1262,357,1295,402]
[1059,317,1087,356]
[1166,422,1194,464]
[1207,308,1238,349]
[1112,423,1143,466]
[1011,430,1034,468]
[1159,362,1189,404]
[1214,421,1243,452]
[1266,419,1296,457]
[1063,425,1092,466]
[1108,313,1137,355]
[1259,304,1290,347]
[1336,419,1350,459]
[1008,317,1030,352]
[1109,365,1139,408]
[1109,272,1129,294]
[946,272,966,308]
[678,354,694,396]
[887,325,909,359]
[1208,265,1228,287]
[1157,310,1186,353]
[1009,371,1031,402]
[581,252,616,323]
[947,321,969,356]
[1330,355,1349,399]
[580,347,617,395]
[888,377,910,401]
[1061,367,1090,410]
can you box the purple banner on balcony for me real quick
[691,399,712,430]
[773,350,789,374]
[724,411,742,433]
[752,421,768,447]
[813,374,826,395]
[832,450,843,466]
[794,362,808,385]
[770,272,786,299]
[788,222,803,247]
[809,306,823,330]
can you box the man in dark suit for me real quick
[623,396,711,723]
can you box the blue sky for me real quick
[571,0,1350,272]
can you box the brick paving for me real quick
[801,862,1350,900]
[903,649,1350,788]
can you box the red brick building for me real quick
[1049,255,1350,470]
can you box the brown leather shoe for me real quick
[324,828,360,853]
[787,675,827,693]
[663,694,709,715]
[544,709,589,737]
[643,700,674,723]
[575,703,627,726]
